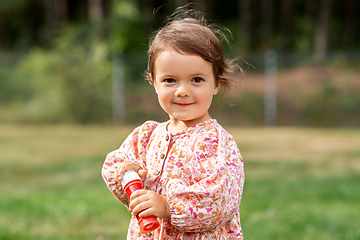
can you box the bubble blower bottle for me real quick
[121,170,160,233]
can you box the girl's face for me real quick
[152,48,220,131]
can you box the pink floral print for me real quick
[102,119,245,239]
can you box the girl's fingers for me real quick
[137,207,156,218]
[129,190,170,219]
[131,201,152,217]
[116,167,126,182]
[129,190,149,214]
[129,189,148,202]
[115,163,142,182]
[138,169,148,179]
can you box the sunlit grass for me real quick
[0,124,359,239]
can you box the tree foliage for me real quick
[0,0,359,124]
[0,0,359,53]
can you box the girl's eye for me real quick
[192,77,204,83]
[164,78,175,83]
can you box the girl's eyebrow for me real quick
[158,72,210,79]
[191,72,209,76]
[157,73,175,79]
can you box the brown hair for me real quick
[146,7,242,96]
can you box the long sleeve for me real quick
[165,127,244,232]
[101,121,159,207]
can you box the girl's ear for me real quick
[150,74,158,94]
[213,81,221,96]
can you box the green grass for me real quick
[242,176,360,240]
[0,155,131,240]
[0,124,359,239]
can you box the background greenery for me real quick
[0,0,359,126]
[0,124,359,239]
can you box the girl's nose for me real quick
[175,83,190,97]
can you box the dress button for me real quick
[160,153,165,159]
[165,135,169,141]
[145,232,153,237]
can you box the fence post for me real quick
[112,54,125,124]
[264,49,277,126]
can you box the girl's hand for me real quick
[129,189,170,219]
[114,162,148,184]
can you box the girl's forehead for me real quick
[155,49,210,67]
[155,47,210,64]
[157,47,190,58]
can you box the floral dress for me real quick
[102,119,245,239]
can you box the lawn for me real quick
[0,124,359,239]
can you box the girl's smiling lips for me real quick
[174,102,194,106]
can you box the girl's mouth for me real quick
[175,102,193,107]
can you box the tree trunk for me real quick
[239,0,251,49]
[0,12,8,49]
[262,0,273,49]
[43,0,68,47]
[280,0,293,65]
[88,0,104,23]
[44,0,57,47]
[343,0,357,47]
[54,0,68,24]
[314,0,331,62]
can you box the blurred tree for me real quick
[0,0,359,53]
[239,0,251,49]
[44,0,68,47]
[280,0,293,65]
[0,11,7,49]
[88,0,104,23]
[261,0,273,49]
[314,0,331,62]
[343,0,358,48]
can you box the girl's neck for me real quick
[167,120,187,134]
[167,113,213,134]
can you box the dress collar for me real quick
[162,119,217,136]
